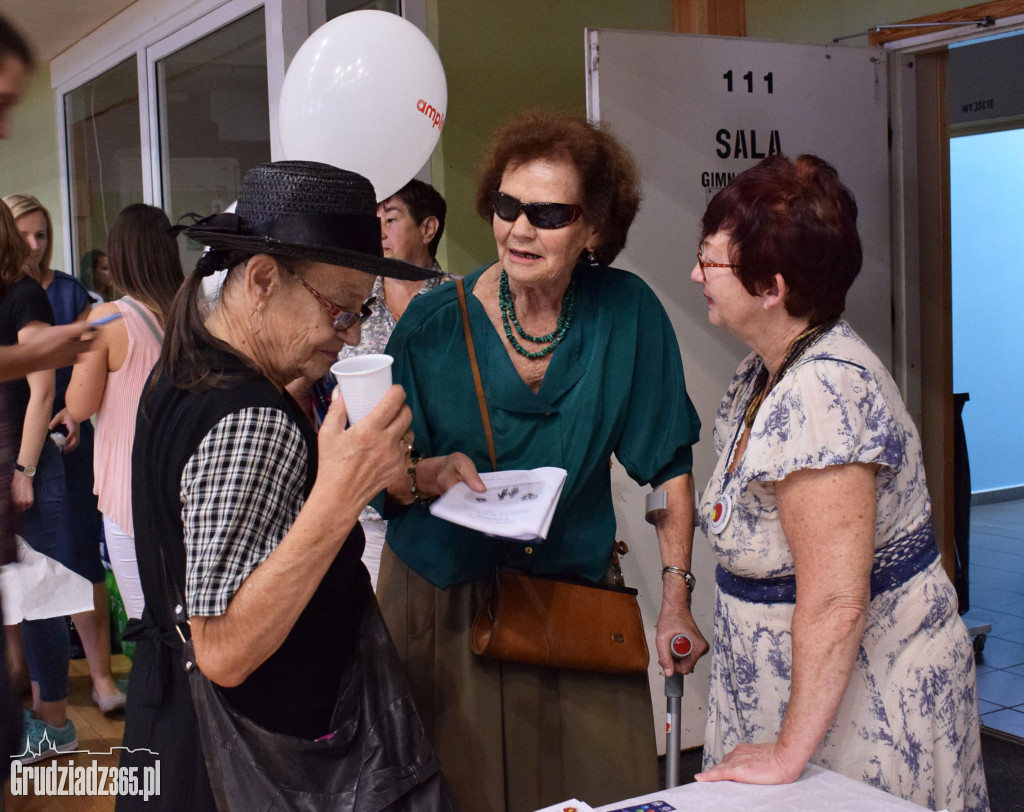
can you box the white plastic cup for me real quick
[330,354,394,424]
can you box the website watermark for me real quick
[10,745,160,801]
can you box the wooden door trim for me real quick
[911,51,957,581]
[673,0,746,36]
[869,0,1024,45]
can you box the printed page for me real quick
[429,467,567,541]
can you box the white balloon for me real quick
[200,200,234,304]
[279,11,447,201]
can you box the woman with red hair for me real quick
[692,154,988,812]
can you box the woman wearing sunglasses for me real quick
[117,162,455,811]
[377,112,704,810]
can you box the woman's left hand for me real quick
[651,473,709,675]
[655,601,709,676]
[11,472,33,512]
[695,741,805,785]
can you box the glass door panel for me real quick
[64,57,142,288]
[155,8,269,271]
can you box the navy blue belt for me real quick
[715,523,938,604]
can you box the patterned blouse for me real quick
[698,320,988,812]
[337,265,455,362]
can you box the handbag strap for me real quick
[456,277,497,472]
[120,296,165,344]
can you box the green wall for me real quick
[0,64,64,267]
[0,0,981,277]
[430,0,673,275]
[746,0,969,45]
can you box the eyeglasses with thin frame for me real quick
[491,191,583,229]
[696,241,738,282]
[289,270,375,331]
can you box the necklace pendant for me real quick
[709,493,732,535]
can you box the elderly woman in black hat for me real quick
[117,162,455,812]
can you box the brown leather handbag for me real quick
[456,278,650,675]
[470,568,649,673]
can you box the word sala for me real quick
[715,128,781,159]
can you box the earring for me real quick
[587,249,598,266]
[249,307,264,335]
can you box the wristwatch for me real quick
[14,462,36,478]
[662,565,696,592]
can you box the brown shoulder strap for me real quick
[456,277,497,472]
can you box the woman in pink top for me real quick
[67,205,183,624]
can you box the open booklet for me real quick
[428,467,567,542]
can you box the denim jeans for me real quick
[16,439,70,702]
[56,418,104,583]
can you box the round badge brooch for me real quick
[709,493,732,535]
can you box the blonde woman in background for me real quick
[0,200,75,760]
[4,192,125,712]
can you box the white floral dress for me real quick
[698,321,989,812]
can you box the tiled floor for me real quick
[961,498,1024,740]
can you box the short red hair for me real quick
[701,154,862,325]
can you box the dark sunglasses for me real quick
[491,191,583,229]
[289,269,376,331]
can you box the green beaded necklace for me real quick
[499,269,576,359]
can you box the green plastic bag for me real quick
[106,569,135,661]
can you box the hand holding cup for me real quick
[330,354,394,425]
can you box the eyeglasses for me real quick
[290,270,375,331]
[696,241,738,282]
[491,191,583,229]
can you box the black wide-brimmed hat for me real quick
[182,161,438,281]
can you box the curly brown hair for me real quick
[475,112,641,266]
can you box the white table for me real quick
[538,765,940,812]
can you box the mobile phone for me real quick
[88,313,123,326]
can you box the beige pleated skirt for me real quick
[377,545,658,812]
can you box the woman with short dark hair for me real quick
[378,112,704,809]
[691,154,988,812]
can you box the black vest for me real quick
[131,347,369,737]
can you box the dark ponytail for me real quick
[147,249,313,404]
[148,252,260,398]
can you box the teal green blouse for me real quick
[384,264,700,588]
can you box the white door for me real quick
[585,29,891,751]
